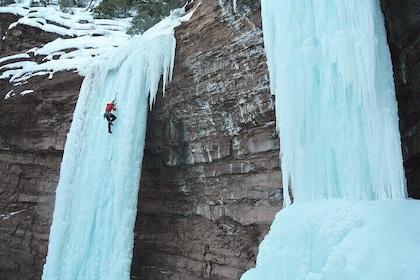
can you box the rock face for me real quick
[131,1,282,279]
[0,13,82,280]
[381,1,420,198]
[0,74,81,278]
[0,0,419,279]
[0,74,78,280]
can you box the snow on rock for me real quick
[0,3,131,87]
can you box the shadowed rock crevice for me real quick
[381,0,420,198]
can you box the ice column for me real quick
[261,0,407,203]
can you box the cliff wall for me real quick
[0,15,82,279]
[131,1,281,279]
[381,0,420,198]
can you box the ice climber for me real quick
[104,100,117,133]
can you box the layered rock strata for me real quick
[0,71,81,279]
[131,1,282,279]
[0,11,82,280]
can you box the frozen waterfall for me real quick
[241,1,420,280]
[264,0,406,204]
[42,11,190,280]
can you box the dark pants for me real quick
[105,113,116,133]
[106,113,116,122]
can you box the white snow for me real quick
[0,209,26,220]
[241,1,420,279]
[0,3,131,90]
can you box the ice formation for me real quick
[241,1,419,279]
[262,0,406,204]
[42,11,191,280]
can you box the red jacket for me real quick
[105,103,116,112]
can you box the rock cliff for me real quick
[0,0,419,279]
[381,0,420,198]
[131,1,281,279]
[0,16,83,280]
